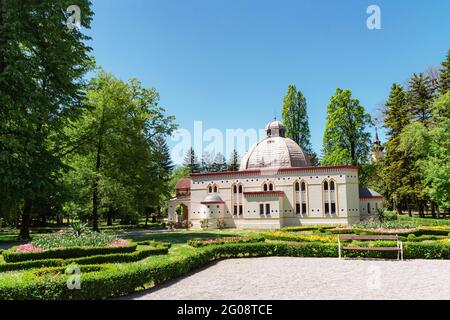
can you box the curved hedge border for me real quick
[3,243,137,263]
[263,231,335,243]
[0,246,168,272]
[1,241,450,300]
[280,225,339,232]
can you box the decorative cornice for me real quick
[243,191,285,197]
[200,201,225,205]
[190,165,358,179]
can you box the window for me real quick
[239,205,243,215]
[208,186,212,193]
[330,181,335,191]
[213,185,218,193]
[233,185,237,193]
[263,183,268,191]
[325,203,330,214]
[259,204,264,215]
[323,181,328,190]
[301,182,306,191]
[269,183,274,191]
[295,182,300,191]
[367,203,371,214]
[331,203,336,214]
[265,204,270,215]
[233,205,237,215]
[296,203,301,214]
[238,185,243,193]
[302,203,307,213]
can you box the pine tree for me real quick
[228,149,240,171]
[408,73,435,126]
[439,50,450,95]
[183,148,200,174]
[201,151,213,173]
[211,152,227,172]
[381,83,411,214]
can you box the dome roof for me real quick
[201,193,224,204]
[239,120,310,171]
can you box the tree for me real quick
[183,148,200,174]
[201,151,213,173]
[407,73,436,126]
[321,88,372,167]
[439,50,450,95]
[228,149,240,171]
[380,84,411,214]
[0,0,94,239]
[211,152,227,172]
[281,85,317,163]
[66,71,176,231]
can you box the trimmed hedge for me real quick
[187,236,265,247]
[0,246,168,272]
[3,243,137,263]
[136,240,171,249]
[2,241,450,299]
[263,231,335,243]
[280,225,338,232]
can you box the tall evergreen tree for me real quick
[321,88,372,167]
[281,85,317,164]
[201,151,213,173]
[228,149,240,171]
[211,153,227,172]
[183,148,200,174]
[439,50,450,95]
[407,73,435,126]
[0,0,94,239]
[381,83,411,214]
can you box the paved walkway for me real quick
[123,257,450,300]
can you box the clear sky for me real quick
[87,0,450,164]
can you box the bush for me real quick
[3,243,137,263]
[263,231,336,243]
[216,219,226,230]
[280,225,338,232]
[187,236,265,247]
[3,241,450,299]
[0,259,66,272]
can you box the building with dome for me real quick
[168,120,384,229]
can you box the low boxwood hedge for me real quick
[0,245,168,272]
[263,231,335,243]
[2,243,137,263]
[280,225,338,232]
[2,241,450,299]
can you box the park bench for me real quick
[338,234,403,261]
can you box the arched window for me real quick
[263,183,268,191]
[295,182,300,191]
[330,181,335,191]
[301,182,306,191]
[323,181,328,190]
[323,179,337,215]
[208,186,213,193]
[213,185,218,193]
[238,185,243,193]
[233,185,237,193]
[269,183,274,191]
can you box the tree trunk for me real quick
[91,144,102,232]
[106,209,113,226]
[19,197,32,240]
[431,202,436,219]
[407,202,412,217]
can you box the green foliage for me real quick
[187,236,265,247]
[31,230,120,249]
[228,149,240,171]
[321,88,372,167]
[281,85,317,163]
[3,243,137,263]
[280,225,337,232]
[216,219,226,230]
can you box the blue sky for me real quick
[87,0,450,163]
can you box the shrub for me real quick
[200,219,209,230]
[187,236,265,247]
[216,219,226,230]
[136,240,171,249]
[0,259,66,272]
[280,225,338,232]
[3,243,137,263]
[263,231,336,243]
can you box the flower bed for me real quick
[187,236,265,247]
[263,231,336,243]
[31,230,121,249]
[2,242,137,263]
[3,241,450,300]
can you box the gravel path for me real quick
[123,257,450,300]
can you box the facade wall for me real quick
[359,198,384,220]
[187,166,371,229]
